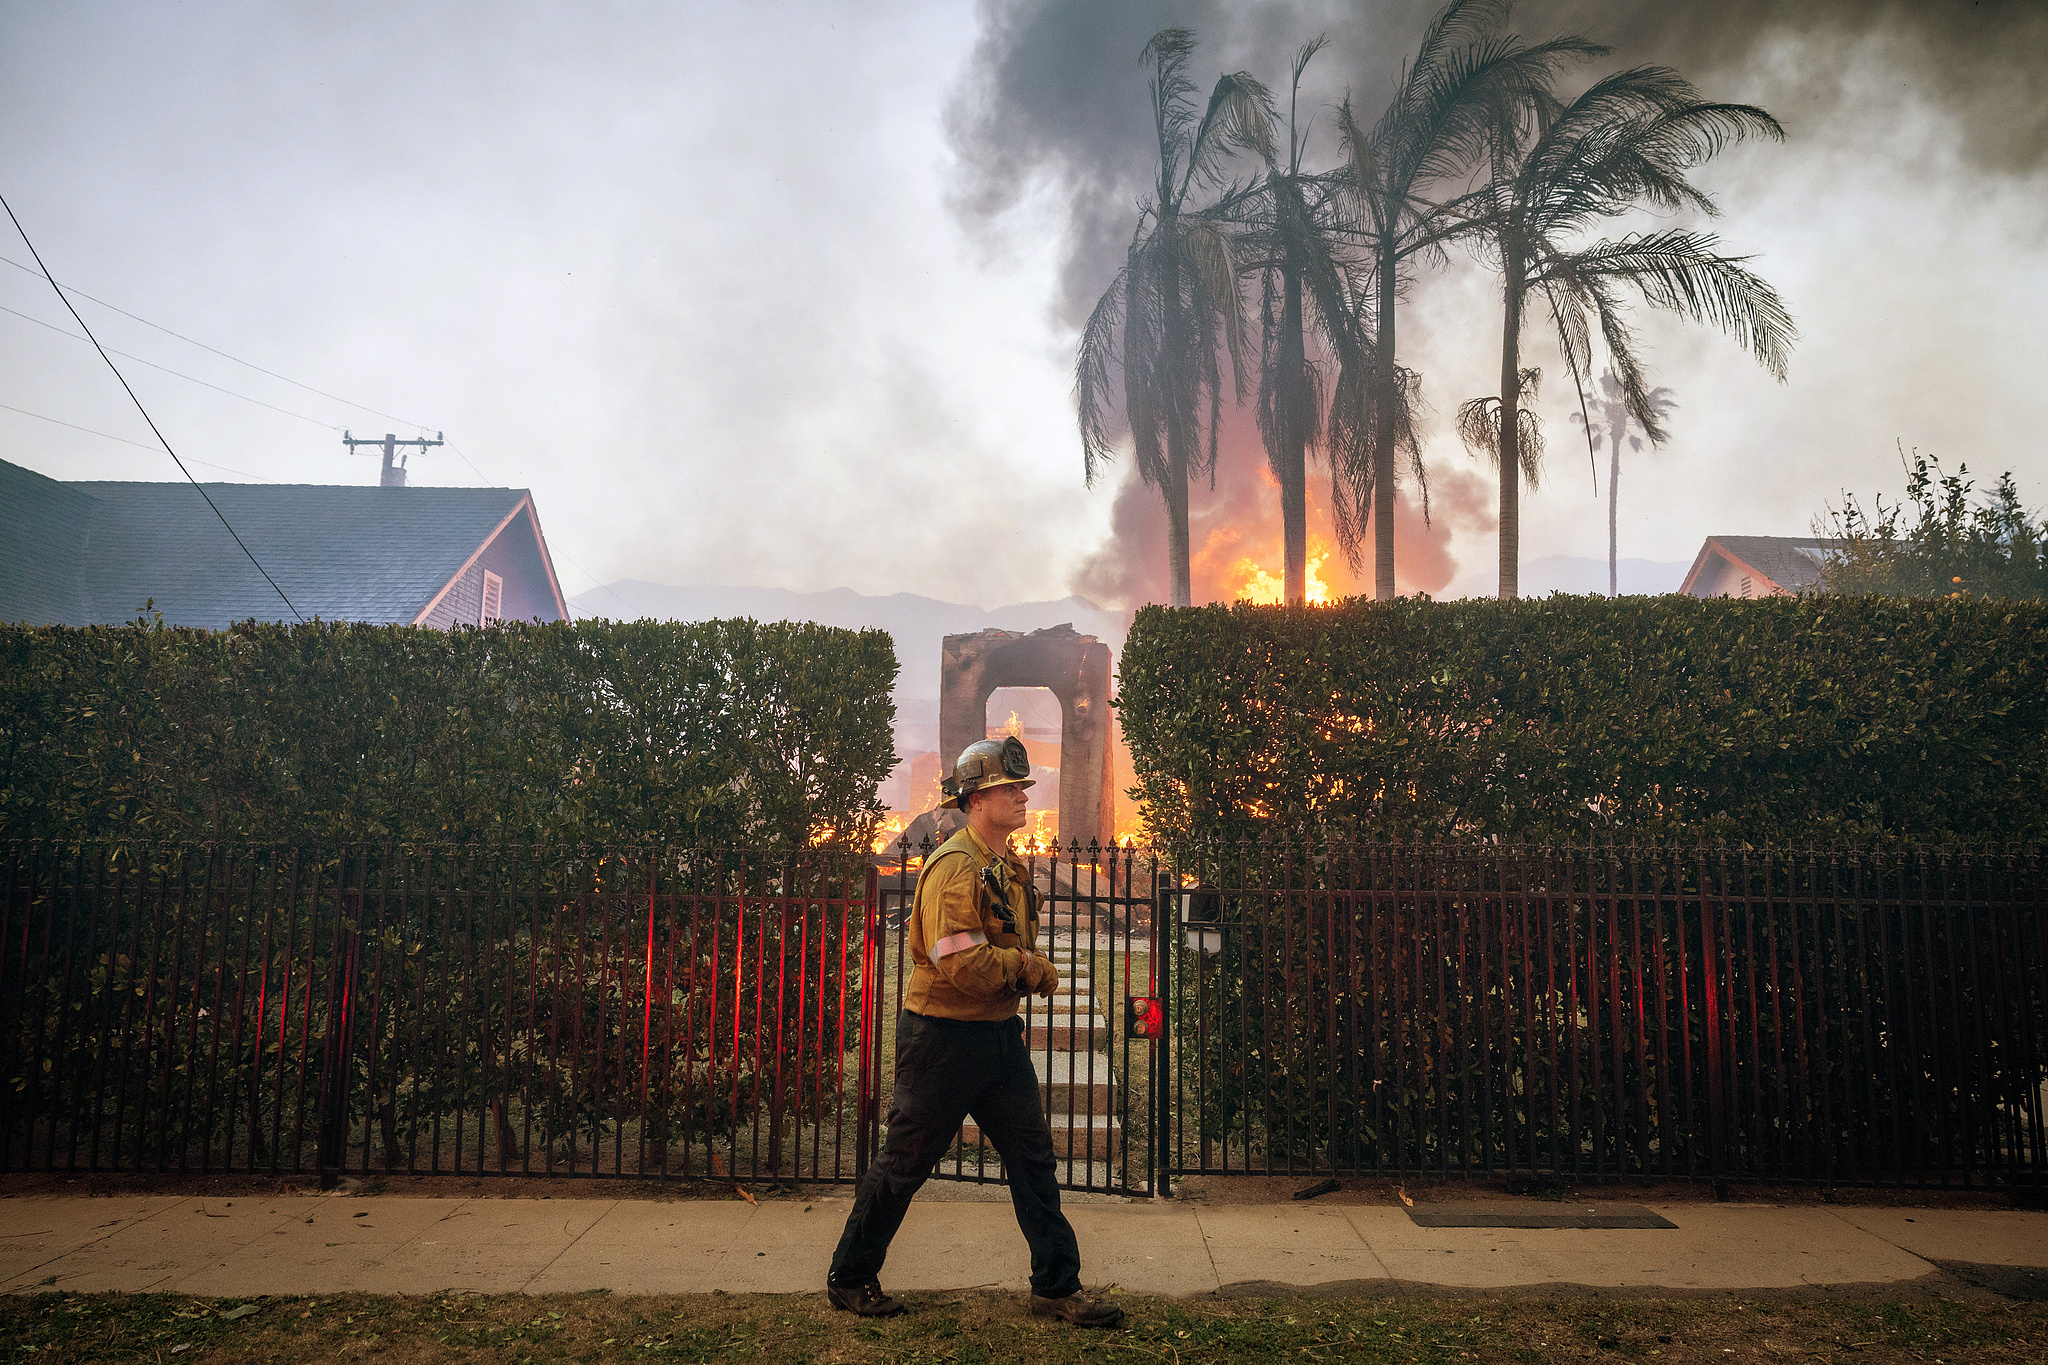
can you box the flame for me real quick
[988,709,1023,740]
[870,814,908,855]
[1230,536,1333,605]
[1013,809,1060,854]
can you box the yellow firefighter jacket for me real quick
[903,825,1060,1021]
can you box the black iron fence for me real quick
[6,838,2043,1194]
[1161,841,2047,1190]
[1,841,875,1184]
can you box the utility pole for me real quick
[344,430,444,487]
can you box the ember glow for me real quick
[1231,536,1334,605]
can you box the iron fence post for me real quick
[1698,874,1727,1191]
[316,892,359,1191]
[1152,864,1173,1198]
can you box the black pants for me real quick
[829,1010,1082,1298]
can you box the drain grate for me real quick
[1405,1202,1677,1229]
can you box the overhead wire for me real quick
[2,234,620,620]
[0,250,432,431]
[0,402,274,479]
[0,302,343,429]
[0,190,304,621]
[0,399,158,452]
[5,276,615,611]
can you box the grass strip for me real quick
[3,1290,2039,1364]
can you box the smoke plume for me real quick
[951,0,2043,328]
[950,0,2047,604]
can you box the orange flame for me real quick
[1013,809,1060,854]
[871,814,908,855]
[1231,536,1333,605]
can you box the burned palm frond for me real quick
[1077,29,1267,607]
[1457,373,1543,489]
[1236,35,1374,604]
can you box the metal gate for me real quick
[0,839,1166,1195]
[859,842,1160,1196]
[16,838,2031,1195]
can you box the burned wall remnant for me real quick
[939,624,1114,850]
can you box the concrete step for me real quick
[1042,1082,1115,1113]
[961,1115,1120,1161]
[1037,1051,1115,1086]
[1025,1000,1106,1028]
[1033,1050,1118,1111]
[1027,1019,1112,1050]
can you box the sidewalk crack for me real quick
[1817,1206,1940,1274]
[519,1200,618,1291]
[1188,1205,1223,1293]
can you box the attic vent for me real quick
[481,571,504,626]
[1739,575,1753,599]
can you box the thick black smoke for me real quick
[947,0,2047,330]
[947,0,2046,604]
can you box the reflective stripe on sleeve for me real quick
[931,930,988,960]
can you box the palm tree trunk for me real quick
[1372,243,1399,600]
[1161,237,1194,609]
[1280,264,1308,605]
[1165,459,1192,608]
[1607,436,1622,597]
[1497,264,1525,602]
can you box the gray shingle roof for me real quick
[0,458,97,624]
[2,459,541,628]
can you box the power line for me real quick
[1,191,303,622]
[0,250,433,430]
[0,399,156,451]
[0,401,273,480]
[0,301,342,429]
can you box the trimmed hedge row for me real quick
[1116,595,2048,846]
[0,617,897,847]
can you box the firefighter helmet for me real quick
[940,736,1035,810]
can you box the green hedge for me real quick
[1117,595,2048,846]
[0,617,897,847]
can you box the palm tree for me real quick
[1331,0,1602,599]
[1458,66,1796,599]
[1569,368,1677,595]
[1077,29,1269,609]
[1235,37,1365,604]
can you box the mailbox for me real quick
[1158,881,1226,955]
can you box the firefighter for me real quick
[826,735,1125,1329]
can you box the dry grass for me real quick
[6,1289,2040,1365]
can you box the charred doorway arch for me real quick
[939,625,1114,851]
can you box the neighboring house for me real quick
[0,456,566,629]
[1680,535,1844,599]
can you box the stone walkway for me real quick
[3,1194,2043,1298]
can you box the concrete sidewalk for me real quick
[2,1194,2042,1299]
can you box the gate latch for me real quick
[1126,995,1164,1039]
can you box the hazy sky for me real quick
[4,1,2043,608]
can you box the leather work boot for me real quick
[826,1279,905,1317]
[1029,1291,1126,1329]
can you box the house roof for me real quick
[0,458,97,624]
[1,459,566,628]
[1680,535,1844,597]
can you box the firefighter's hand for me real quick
[1030,953,1059,999]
